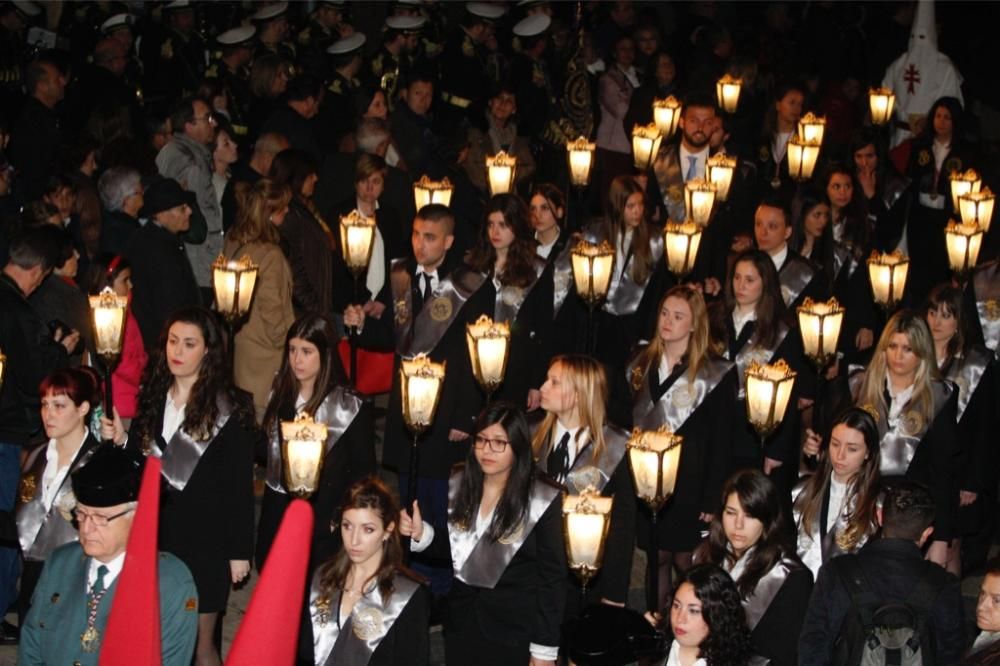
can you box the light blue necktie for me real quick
[686,155,698,181]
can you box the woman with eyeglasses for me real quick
[16,368,103,622]
[102,307,257,666]
[399,402,567,666]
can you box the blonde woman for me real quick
[627,285,737,611]
[532,355,636,616]
[224,178,295,419]
[851,310,958,565]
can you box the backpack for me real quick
[830,555,943,666]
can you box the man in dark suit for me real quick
[124,178,201,349]
[753,197,828,310]
[7,54,66,201]
[261,75,322,162]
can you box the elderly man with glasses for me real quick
[18,445,198,666]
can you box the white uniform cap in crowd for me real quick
[100,13,132,34]
[466,2,506,21]
[216,25,256,47]
[12,0,41,16]
[163,1,192,13]
[327,32,367,55]
[252,2,288,22]
[386,15,426,32]
[513,14,550,37]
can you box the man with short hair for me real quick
[156,97,220,295]
[8,54,67,200]
[965,559,1000,663]
[18,445,198,666]
[261,75,322,160]
[799,481,965,666]
[391,72,440,178]
[221,132,289,231]
[753,197,827,309]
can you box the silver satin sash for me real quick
[151,395,233,491]
[405,266,488,357]
[881,173,910,210]
[494,258,545,324]
[265,387,363,493]
[743,559,796,631]
[631,356,734,432]
[778,256,815,307]
[447,471,561,589]
[943,347,990,422]
[876,380,952,476]
[603,234,664,316]
[973,263,1000,357]
[832,244,859,282]
[538,425,629,494]
[791,478,869,579]
[311,570,421,666]
[391,258,415,352]
[16,442,97,560]
[551,242,574,317]
[731,323,790,399]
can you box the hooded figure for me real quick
[882,0,964,146]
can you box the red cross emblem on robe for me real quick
[904,64,921,95]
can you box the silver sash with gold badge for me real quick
[403,266,488,357]
[942,346,991,422]
[631,356,735,432]
[876,381,952,476]
[265,387,363,493]
[149,395,233,491]
[778,256,815,307]
[973,263,1000,358]
[494,258,546,324]
[551,243,574,318]
[536,425,629,494]
[311,570,422,666]
[603,233,664,317]
[791,478,871,579]
[730,323,790,400]
[447,470,561,588]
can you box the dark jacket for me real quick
[279,197,334,318]
[99,210,142,256]
[28,275,90,363]
[260,106,321,162]
[8,97,60,201]
[124,221,202,349]
[798,538,965,666]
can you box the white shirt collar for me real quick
[535,231,559,259]
[88,550,127,590]
[732,308,757,337]
[42,429,89,511]
[666,640,707,666]
[679,144,710,181]
[769,244,789,271]
[553,421,588,469]
[356,198,380,213]
[885,376,916,423]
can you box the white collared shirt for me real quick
[973,630,1000,653]
[552,422,589,472]
[885,377,916,424]
[357,200,385,298]
[932,139,950,174]
[732,308,757,340]
[828,473,849,533]
[769,244,789,272]
[666,640,707,666]
[535,232,558,260]
[773,131,793,164]
[87,551,127,591]
[612,229,634,292]
[41,429,88,511]
[414,266,439,295]
[162,394,186,441]
[679,144,710,182]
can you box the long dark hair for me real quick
[315,477,405,605]
[821,162,870,258]
[711,249,785,352]
[796,407,881,553]
[789,187,836,285]
[453,402,534,541]
[925,283,968,359]
[674,564,752,666]
[467,194,538,288]
[602,176,653,285]
[695,469,802,599]
[269,148,318,201]
[916,96,964,145]
[262,314,347,434]
[132,307,254,445]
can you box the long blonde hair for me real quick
[532,355,608,464]
[230,178,291,247]
[636,286,711,386]
[857,311,939,425]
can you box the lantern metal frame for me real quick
[787,135,822,182]
[958,188,995,234]
[868,87,895,126]
[486,151,517,196]
[399,354,447,505]
[706,153,737,202]
[562,490,614,595]
[90,287,129,442]
[211,254,259,325]
[280,412,329,498]
[797,112,826,145]
[662,220,703,279]
[867,250,909,311]
[466,315,512,404]
[339,210,378,388]
[631,124,662,171]
[566,136,597,188]
[684,179,717,226]
[797,297,846,371]
[413,175,454,210]
[945,220,984,280]
[949,169,982,212]
[716,74,742,114]
[570,240,616,353]
[744,359,797,442]
[652,96,683,140]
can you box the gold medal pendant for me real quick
[81,625,100,652]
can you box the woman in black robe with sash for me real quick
[400,403,567,666]
[925,285,998,575]
[695,469,813,666]
[627,286,737,611]
[305,477,429,666]
[105,307,257,665]
[256,314,376,571]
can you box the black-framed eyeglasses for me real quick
[71,506,134,528]
[473,435,510,453]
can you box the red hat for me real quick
[225,500,314,666]
[99,457,163,666]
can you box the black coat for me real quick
[750,566,813,666]
[798,538,965,666]
[261,106,321,162]
[8,97,60,201]
[279,198,334,319]
[99,210,142,256]
[123,221,201,349]
[220,161,262,233]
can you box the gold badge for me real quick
[462,35,475,57]
[328,79,342,95]
[859,403,880,423]
[498,522,524,545]
[394,299,410,325]
[81,626,100,652]
[984,299,1000,321]
[758,146,770,162]
[667,184,683,202]
[352,606,385,641]
[18,474,36,504]
[900,410,925,436]
[630,365,645,393]
[184,597,197,612]
[944,157,962,174]
[917,150,930,166]
[314,596,330,627]
[671,383,696,409]
[160,38,174,60]
[429,296,453,322]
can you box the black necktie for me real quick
[422,273,433,304]
[547,431,571,481]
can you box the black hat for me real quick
[139,177,195,218]
[71,445,144,508]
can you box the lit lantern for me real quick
[652,96,683,140]
[466,315,511,401]
[627,426,683,512]
[566,136,596,188]
[89,287,128,363]
[212,254,259,322]
[787,135,822,182]
[958,189,995,233]
[486,151,517,195]
[744,359,797,439]
[570,240,615,308]
[684,179,717,225]
[339,210,377,277]
[797,112,826,144]
[663,221,703,278]
[280,412,329,498]
[563,491,614,591]
[716,74,742,114]
[868,88,896,126]
[706,153,737,202]
[949,169,982,211]
[867,250,909,309]
[945,220,984,278]
[413,175,454,210]
[797,297,845,370]
[0,348,6,390]
[631,124,662,171]
[399,354,446,435]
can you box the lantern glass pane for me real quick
[565,512,607,568]
[706,154,736,202]
[284,439,324,494]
